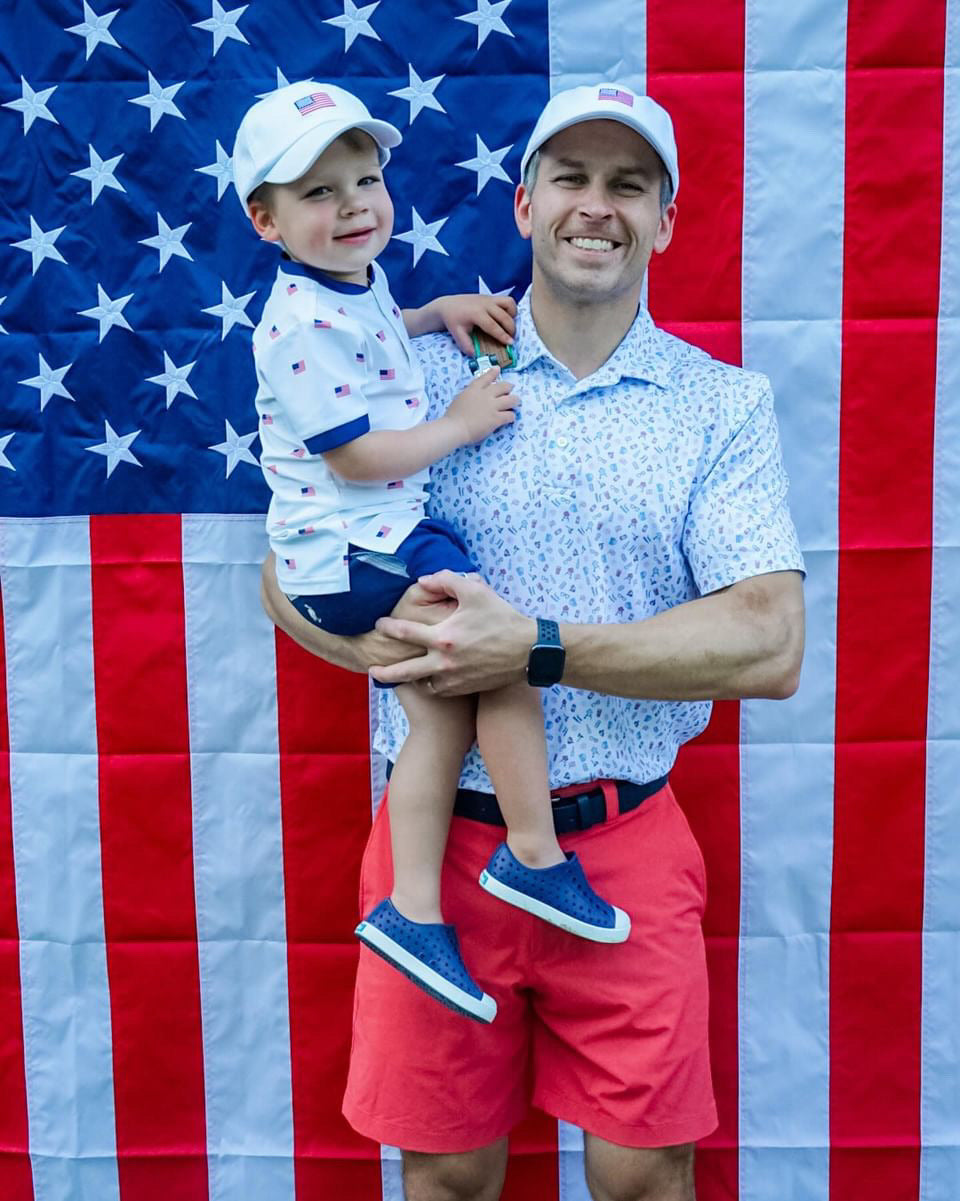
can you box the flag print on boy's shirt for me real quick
[253,259,430,594]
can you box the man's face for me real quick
[248,133,393,285]
[515,120,676,306]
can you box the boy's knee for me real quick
[402,1141,508,1201]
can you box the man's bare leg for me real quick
[584,1136,695,1201]
[402,1140,508,1201]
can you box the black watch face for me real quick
[529,643,565,686]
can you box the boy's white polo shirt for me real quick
[252,258,429,595]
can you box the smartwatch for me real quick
[527,618,566,687]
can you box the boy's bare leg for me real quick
[389,683,476,922]
[476,683,564,868]
[379,585,475,924]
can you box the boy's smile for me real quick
[249,133,393,285]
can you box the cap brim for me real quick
[264,118,403,184]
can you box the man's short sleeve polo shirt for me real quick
[253,260,429,594]
[375,290,806,790]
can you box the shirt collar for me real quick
[279,255,373,294]
[511,287,673,391]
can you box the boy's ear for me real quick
[248,199,279,242]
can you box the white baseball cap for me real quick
[233,81,402,211]
[520,83,679,201]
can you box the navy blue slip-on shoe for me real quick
[355,899,497,1023]
[478,843,630,943]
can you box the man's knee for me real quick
[584,1137,695,1201]
[401,1140,508,1201]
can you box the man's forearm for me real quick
[558,572,805,701]
[371,569,805,699]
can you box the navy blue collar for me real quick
[280,256,372,294]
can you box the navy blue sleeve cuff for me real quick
[304,415,370,454]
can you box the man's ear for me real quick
[248,200,280,243]
[514,183,533,241]
[652,201,677,256]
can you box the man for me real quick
[262,83,805,1201]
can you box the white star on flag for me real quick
[393,208,450,267]
[257,68,291,99]
[3,77,59,134]
[19,353,76,411]
[65,2,121,59]
[78,284,135,343]
[193,1,249,55]
[323,0,381,52]
[147,352,198,409]
[12,216,68,274]
[129,73,186,130]
[0,434,14,472]
[456,134,512,192]
[140,213,194,271]
[71,144,126,204]
[203,282,256,340]
[86,421,142,478]
[0,297,8,335]
[478,275,514,297]
[388,65,446,125]
[196,141,234,200]
[209,420,258,477]
[456,0,514,48]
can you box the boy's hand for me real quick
[407,294,517,354]
[445,366,518,444]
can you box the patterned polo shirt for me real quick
[375,289,805,791]
[253,259,429,595]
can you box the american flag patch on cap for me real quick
[295,92,334,115]
[598,86,634,106]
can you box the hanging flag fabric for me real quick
[0,2,957,1201]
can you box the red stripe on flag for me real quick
[273,634,383,1198]
[90,516,207,1200]
[0,587,33,1200]
[832,4,945,1198]
[648,4,745,1197]
[501,1111,558,1200]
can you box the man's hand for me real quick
[403,294,517,355]
[259,554,454,672]
[370,571,536,694]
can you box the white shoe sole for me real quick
[355,920,497,1023]
[478,871,631,943]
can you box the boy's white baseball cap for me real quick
[520,83,679,200]
[233,81,402,210]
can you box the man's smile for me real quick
[564,235,622,253]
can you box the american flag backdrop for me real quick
[0,1,958,1199]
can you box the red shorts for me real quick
[342,781,717,1153]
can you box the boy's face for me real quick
[248,133,393,284]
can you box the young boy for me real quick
[233,81,629,1023]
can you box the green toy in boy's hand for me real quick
[468,329,517,376]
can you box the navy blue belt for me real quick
[453,775,668,835]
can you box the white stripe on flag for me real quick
[0,518,121,1201]
[548,1,646,1189]
[739,3,847,1198]
[182,516,296,1201]
[547,0,645,98]
[921,8,960,1198]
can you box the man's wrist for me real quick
[526,617,566,686]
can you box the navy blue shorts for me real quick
[286,517,476,637]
